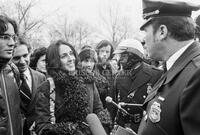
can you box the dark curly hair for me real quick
[0,15,18,35]
[46,40,79,77]
[30,47,47,70]
[95,40,114,60]
[78,48,98,63]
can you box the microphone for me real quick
[86,113,107,135]
[105,96,129,115]
[119,102,143,107]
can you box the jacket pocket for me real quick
[0,116,8,134]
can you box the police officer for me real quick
[113,39,162,132]
[138,0,200,135]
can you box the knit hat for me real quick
[78,48,98,63]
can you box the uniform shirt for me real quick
[23,68,32,92]
[166,40,194,71]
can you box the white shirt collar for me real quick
[23,68,32,91]
[166,40,194,71]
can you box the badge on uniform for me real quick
[147,83,152,94]
[127,91,136,98]
[149,101,161,123]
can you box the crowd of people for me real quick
[1,0,200,135]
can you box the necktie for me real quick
[162,61,167,73]
[20,73,31,107]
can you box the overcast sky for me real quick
[30,0,143,27]
[2,0,200,46]
[3,0,200,30]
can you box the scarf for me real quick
[51,69,91,123]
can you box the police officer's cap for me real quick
[113,39,144,58]
[140,0,200,30]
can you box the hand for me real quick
[109,60,119,74]
[125,127,137,135]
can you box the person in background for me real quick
[138,0,200,135]
[78,47,112,134]
[30,47,47,75]
[80,45,92,50]
[110,53,121,71]
[12,38,46,135]
[0,15,22,135]
[113,39,162,132]
[95,40,117,75]
[95,40,117,122]
[35,40,111,135]
[79,47,109,108]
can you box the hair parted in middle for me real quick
[30,47,47,70]
[46,40,79,76]
[95,40,114,60]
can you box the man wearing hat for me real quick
[112,39,162,132]
[138,0,200,135]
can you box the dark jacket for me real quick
[138,42,200,135]
[22,68,46,135]
[114,62,163,132]
[95,62,117,121]
[93,71,110,108]
[0,65,22,135]
[35,70,105,135]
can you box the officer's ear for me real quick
[157,25,168,41]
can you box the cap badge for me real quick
[143,10,160,19]
[149,101,161,123]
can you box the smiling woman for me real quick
[34,40,111,135]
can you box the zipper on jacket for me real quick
[1,71,14,135]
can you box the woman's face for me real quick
[36,54,46,73]
[59,44,76,72]
[81,58,95,73]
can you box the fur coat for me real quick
[35,69,111,135]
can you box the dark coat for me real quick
[22,68,46,133]
[35,75,104,135]
[95,62,117,121]
[0,66,22,135]
[138,42,200,135]
[114,62,163,132]
[93,71,110,108]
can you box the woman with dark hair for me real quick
[78,48,109,108]
[35,40,111,135]
[79,48,112,133]
[30,47,47,75]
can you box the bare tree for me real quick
[15,0,44,37]
[0,0,47,49]
[98,0,134,48]
[49,16,95,50]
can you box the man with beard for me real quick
[113,39,162,133]
[95,40,118,122]
[12,38,46,135]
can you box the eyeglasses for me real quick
[0,34,18,42]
